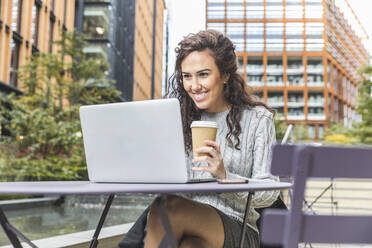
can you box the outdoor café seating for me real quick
[260,144,372,248]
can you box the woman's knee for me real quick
[148,195,186,220]
[179,235,209,248]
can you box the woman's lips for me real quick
[193,91,208,102]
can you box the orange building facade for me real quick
[0,0,75,94]
[133,0,166,100]
[1,0,166,102]
[206,0,369,139]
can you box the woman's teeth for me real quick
[194,92,208,102]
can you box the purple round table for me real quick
[0,180,291,248]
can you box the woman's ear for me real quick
[222,73,230,83]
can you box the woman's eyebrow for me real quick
[182,69,211,74]
[197,69,211,73]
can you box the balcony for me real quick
[307,66,323,74]
[287,114,305,120]
[287,67,304,75]
[307,80,324,87]
[288,102,305,108]
[308,114,326,120]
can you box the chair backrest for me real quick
[261,144,372,248]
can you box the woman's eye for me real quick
[183,74,191,79]
[199,72,208,77]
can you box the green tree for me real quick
[323,121,356,144]
[292,121,308,142]
[273,114,287,141]
[354,65,372,144]
[0,30,121,181]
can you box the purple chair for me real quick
[260,144,372,248]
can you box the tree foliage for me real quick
[0,31,121,181]
[354,65,372,144]
[273,115,287,141]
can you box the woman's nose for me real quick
[191,78,202,91]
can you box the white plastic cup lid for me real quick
[190,121,218,128]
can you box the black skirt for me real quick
[214,207,259,248]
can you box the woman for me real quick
[120,29,279,248]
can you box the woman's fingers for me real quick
[192,141,225,179]
[192,155,212,164]
[191,166,210,173]
[204,140,220,153]
[194,146,217,157]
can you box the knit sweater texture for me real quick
[184,105,280,233]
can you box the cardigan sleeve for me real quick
[219,113,280,208]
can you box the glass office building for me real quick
[76,0,166,101]
[207,0,369,139]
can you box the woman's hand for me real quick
[192,140,226,179]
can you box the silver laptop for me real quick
[79,98,214,183]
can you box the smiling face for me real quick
[181,50,229,113]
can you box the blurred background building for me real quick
[0,0,166,101]
[0,0,75,95]
[75,0,166,101]
[207,0,369,139]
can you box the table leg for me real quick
[89,194,115,248]
[0,207,39,248]
[154,194,178,248]
[239,192,254,248]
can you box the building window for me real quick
[333,66,338,93]
[247,56,264,86]
[83,5,110,39]
[207,0,225,20]
[227,0,244,20]
[266,23,284,52]
[63,0,68,25]
[334,98,339,123]
[286,22,303,51]
[306,23,324,51]
[226,23,244,52]
[308,92,325,120]
[9,39,20,87]
[318,125,323,139]
[307,57,323,86]
[12,0,23,33]
[308,125,315,139]
[267,56,283,86]
[327,60,331,88]
[266,0,283,19]
[83,43,108,60]
[31,4,40,46]
[207,22,225,34]
[305,0,323,19]
[287,91,305,120]
[287,56,304,86]
[285,0,303,19]
[48,21,54,53]
[268,91,284,115]
[246,23,264,52]
[246,0,264,19]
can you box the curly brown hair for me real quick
[166,30,273,154]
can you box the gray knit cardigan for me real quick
[184,105,280,233]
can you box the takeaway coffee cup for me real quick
[191,121,218,157]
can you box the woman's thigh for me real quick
[149,195,225,247]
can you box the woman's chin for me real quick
[193,101,209,110]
